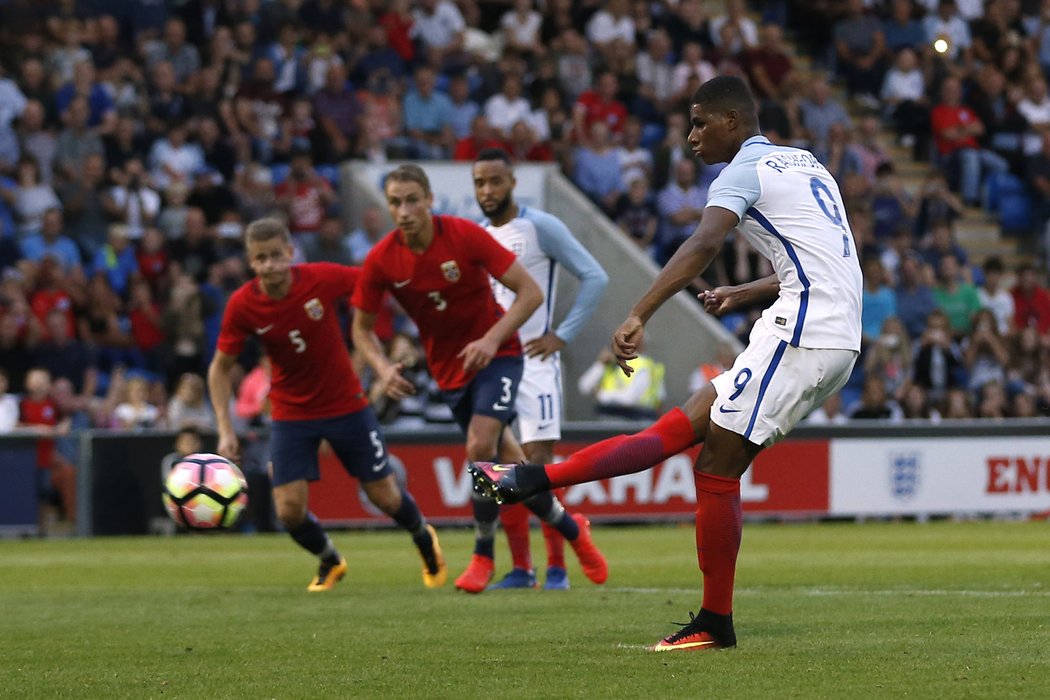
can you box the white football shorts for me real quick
[710,320,858,447]
[514,353,563,443]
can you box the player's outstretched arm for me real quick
[351,309,416,399]
[459,260,542,372]
[613,206,739,374]
[700,274,780,316]
[207,350,241,463]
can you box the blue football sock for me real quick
[525,493,580,540]
[289,513,339,564]
[472,491,498,558]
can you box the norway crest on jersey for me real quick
[440,260,461,282]
[304,298,324,320]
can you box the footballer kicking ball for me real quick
[163,453,248,530]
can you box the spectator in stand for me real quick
[741,23,794,102]
[975,379,1009,419]
[0,367,18,433]
[914,169,964,238]
[883,0,926,54]
[110,373,161,430]
[148,121,204,191]
[187,167,238,226]
[163,267,207,382]
[1007,325,1046,391]
[896,251,939,339]
[302,215,353,266]
[54,96,104,183]
[614,175,659,254]
[572,120,624,216]
[167,372,214,431]
[79,273,136,371]
[58,153,108,262]
[573,70,627,146]
[656,158,706,266]
[577,345,665,421]
[923,0,974,68]
[447,74,480,141]
[453,115,505,162]
[275,150,336,242]
[89,225,140,299]
[411,0,468,72]
[0,306,36,395]
[19,367,76,527]
[872,163,917,243]
[586,0,635,57]
[106,159,161,239]
[35,308,97,399]
[709,0,758,53]
[485,74,534,140]
[351,23,407,89]
[1027,130,1050,246]
[865,316,913,400]
[833,0,888,107]
[671,42,717,107]
[636,28,676,115]
[805,392,850,425]
[912,308,966,404]
[347,207,386,266]
[933,253,982,336]
[931,75,1010,207]
[900,383,940,421]
[799,75,852,151]
[126,277,165,374]
[555,29,593,102]
[16,101,56,185]
[4,156,60,237]
[617,116,652,186]
[54,60,117,136]
[506,120,554,163]
[977,256,1015,334]
[28,257,79,343]
[848,375,903,421]
[963,308,1010,395]
[168,209,218,283]
[147,18,201,84]
[19,209,80,275]
[1017,76,1050,158]
[881,47,930,160]
[921,220,969,273]
[815,122,864,183]
[861,257,898,346]
[500,0,544,61]
[313,63,363,163]
[402,65,455,160]
[1011,263,1050,335]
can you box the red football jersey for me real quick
[353,215,521,391]
[217,263,368,420]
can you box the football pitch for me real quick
[2,521,1048,699]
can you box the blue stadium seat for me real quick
[984,171,1032,233]
[316,164,340,187]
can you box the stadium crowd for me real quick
[1,0,1050,504]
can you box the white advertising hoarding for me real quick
[830,437,1050,516]
[358,162,549,222]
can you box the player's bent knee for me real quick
[362,476,401,515]
[273,494,308,529]
[694,422,763,479]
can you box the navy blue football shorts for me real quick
[269,406,393,487]
[442,355,524,433]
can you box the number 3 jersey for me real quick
[353,214,523,392]
[217,262,368,421]
[706,135,863,351]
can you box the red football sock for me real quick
[694,470,743,616]
[499,503,532,571]
[541,522,565,568]
[544,408,697,488]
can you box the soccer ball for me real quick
[162,453,248,530]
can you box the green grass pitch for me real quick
[2,521,1048,699]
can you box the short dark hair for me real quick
[474,148,513,166]
[692,76,757,122]
[245,217,291,244]
[385,163,431,196]
[982,256,1004,274]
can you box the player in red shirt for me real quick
[352,164,608,593]
[208,217,446,592]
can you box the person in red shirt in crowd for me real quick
[351,164,607,593]
[740,23,794,101]
[135,228,169,289]
[1011,263,1050,336]
[274,149,337,241]
[126,278,166,371]
[208,217,446,592]
[930,76,1009,207]
[29,257,78,342]
[452,115,506,162]
[506,120,555,162]
[19,367,76,528]
[379,0,415,64]
[573,70,628,145]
